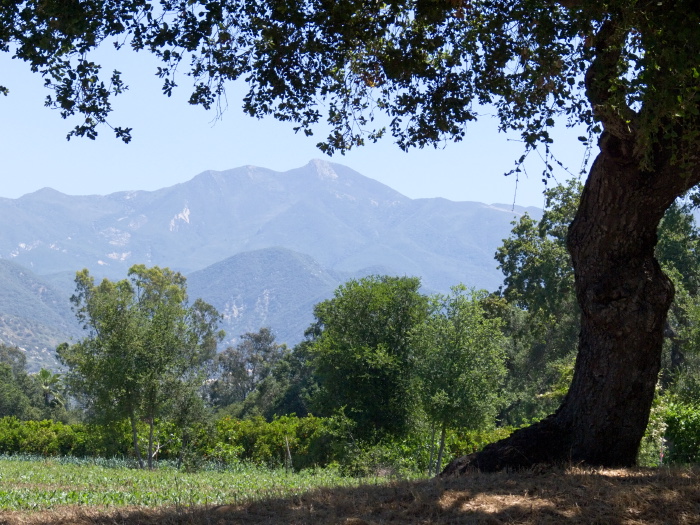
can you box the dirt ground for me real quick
[3,466,700,524]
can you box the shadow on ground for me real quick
[4,466,699,524]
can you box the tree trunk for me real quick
[443,132,700,474]
[427,423,437,477]
[148,418,155,470]
[130,415,144,469]
[435,424,447,474]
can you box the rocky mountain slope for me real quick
[0,160,540,363]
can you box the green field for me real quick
[0,455,380,511]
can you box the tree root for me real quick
[441,415,573,475]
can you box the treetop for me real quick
[4,0,699,173]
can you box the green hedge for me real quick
[0,417,133,458]
[664,401,700,464]
[0,415,514,472]
[0,415,349,469]
[208,415,350,469]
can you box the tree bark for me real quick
[130,414,144,469]
[442,131,700,474]
[148,418,155,470]
[436,423,447,474]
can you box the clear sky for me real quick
[0,49,591,207]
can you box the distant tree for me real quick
[308,275,429,440]
[0,344,29,378]
[210,328,286,409]
[35,368,64,409]
[58,265,223,468]
[0,364,40,420]
[0,345,45,420]
[656,202,700,372]
[261,339,319,419]
[496,185,700,423]
[412,286,506,475]
[494,181,581,424]
[241,341,323,420]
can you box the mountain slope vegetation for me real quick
[0,160,538,363]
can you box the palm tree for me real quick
[36,368,65,409]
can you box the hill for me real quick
[186,247,346,346]
[0,260,80,371]
[0,160,541,361]
[0,160,538,291]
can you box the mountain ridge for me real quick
[0,160,541,364]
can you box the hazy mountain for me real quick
[0,160,541,362]
[186,247,345,347]
[1,159,537,288]
[0,260,81,371]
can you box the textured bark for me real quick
[442,131,700,475]
[130,414,144,469]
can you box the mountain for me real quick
[0,160,538,289]
[0,160,541,361]
[186,247,345,347]
[0,260,81,371]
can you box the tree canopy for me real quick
[8,0,700,470]
[309,275,428,439]
[4,0,697,163]
[58,265,223,468]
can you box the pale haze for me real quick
[0,49,590,206]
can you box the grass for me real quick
[0,455,384,514]
[1,457,699,523]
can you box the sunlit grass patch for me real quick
[0,455,386,512]
[3,458,698,524]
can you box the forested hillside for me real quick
[0,261,79,371]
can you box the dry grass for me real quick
[2,466,700,524]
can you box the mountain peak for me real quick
[21,187,67,200]
[307,159,338,180]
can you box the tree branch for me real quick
[585,18,638,140]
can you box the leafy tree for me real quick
[496,180,581,317]
[35,368,65,409]
[0,344,49,421]
[258,339,319,419]
[58,265,223,468]
[224,341,320,421]
[210,328,287,409]
[496,184,700,424]
[411,286,506,475]
[657,207,700,402]
[309,276,429,440]
[495,181,581,424]
[0,364,41,421]
[9,0,700,470]
[0,344,30,378]
[656,202,700,372]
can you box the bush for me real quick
[637,387,667,467]
[338,440,419,478]
[211,414,349,469]
[445,427,515,458]
[0,417,24,454]
[0,417,134,458]
[664,401,700,464]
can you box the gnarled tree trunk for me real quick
[442,131,700,474]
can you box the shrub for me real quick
[211,415,349,469]
[444,427,515,458]
[664,401,700,464]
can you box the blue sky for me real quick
[0,49,591,207]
